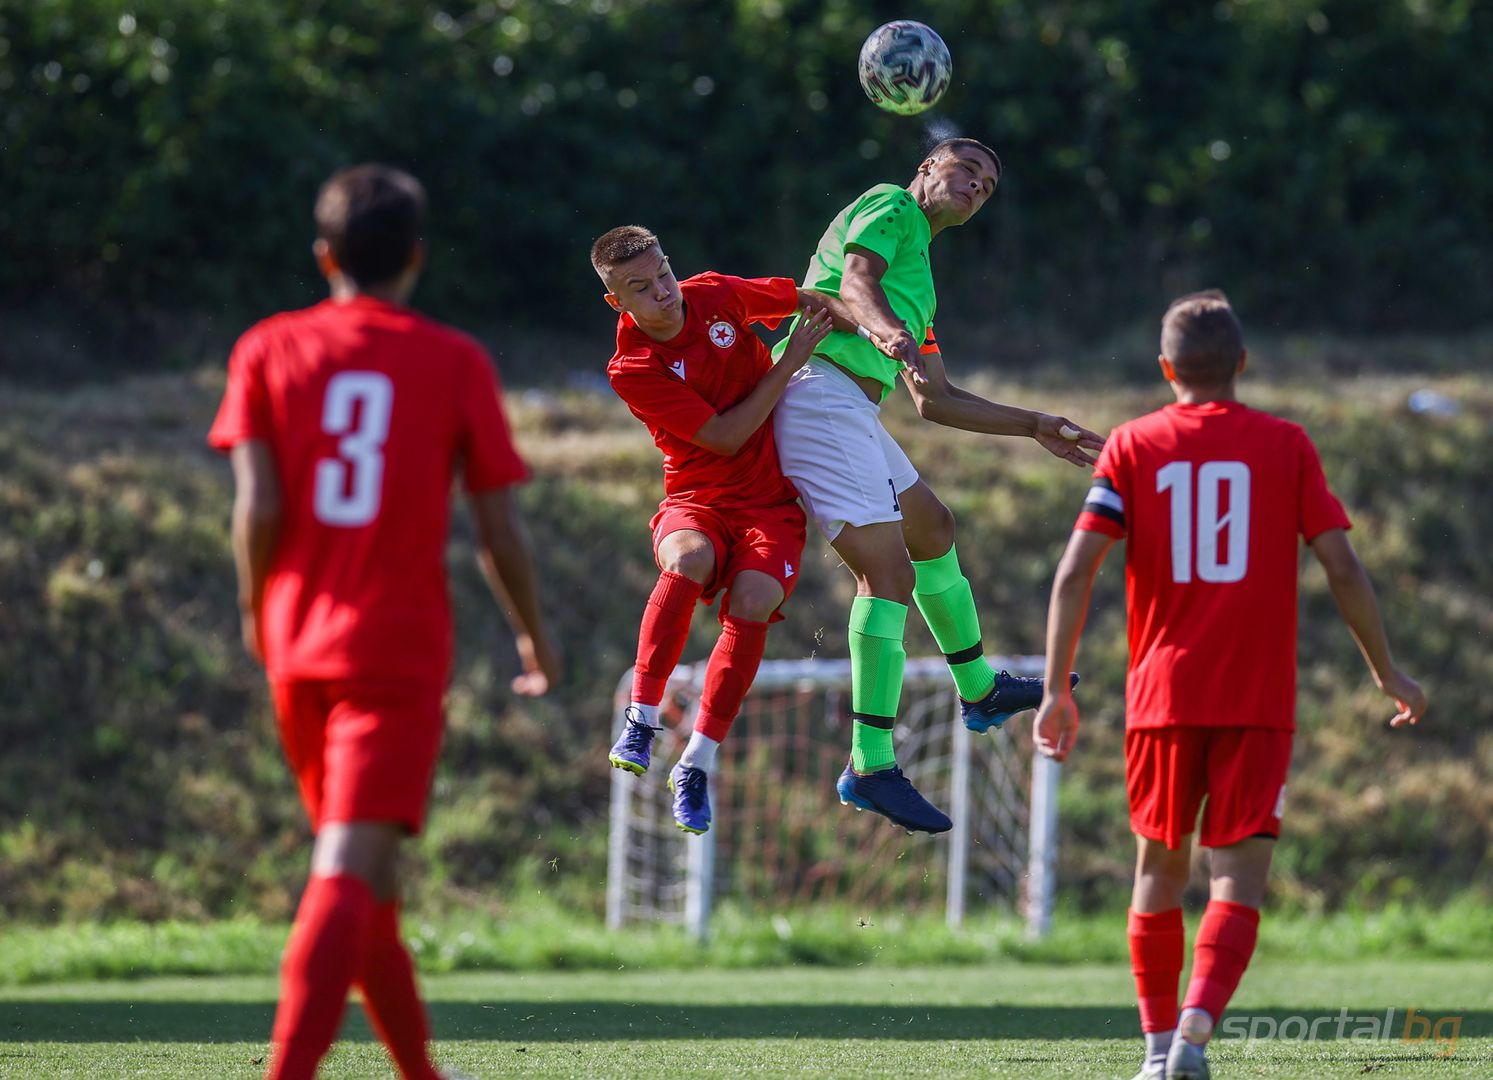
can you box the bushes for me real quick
[1,0,1489,352]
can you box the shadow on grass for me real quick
[0,1002,1138,1043]
[3,1002,1489,1045]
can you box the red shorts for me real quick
[651,500,807,622]
[269,679,445,835]
[1125,726,1292,850]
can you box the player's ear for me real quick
[405,239,427,277]
[1158,354,1177,383]
[603,291,623,313]
[313,238,339,280]
[1236,349,1248,377]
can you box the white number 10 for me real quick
[1156,460,1251,583]
[314,371,393,527]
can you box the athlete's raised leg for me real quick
[611,528,712,775]
[900,480,1077,732]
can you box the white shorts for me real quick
[773,358,919,540]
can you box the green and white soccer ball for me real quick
[857,20,952,116]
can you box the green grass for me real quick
[2,960,1489,1078]
[4,900,1493,987]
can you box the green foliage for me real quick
[1,0,1489,349]
[0,355,1488,925]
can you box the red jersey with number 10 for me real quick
[208,296,528,685]
[1075,401,1351,731]
[607,273,800,510]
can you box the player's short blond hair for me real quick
[1161,289,1244,386]
[590,225,660,281]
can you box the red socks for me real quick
[1183,900,1261,1023]
[632,571,704,705]
[268,874,376,1080]
[1128,908,1185,1033]
[357,901,441,1080]
[268,880,442,1080]
[695,615,768,742]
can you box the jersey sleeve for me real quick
[207,329,273,451]
[843,187,916,267]
[1296,429,1351,540]
[719,275,800,331]
[608,354,719,442]
[1075,434,1127,538]
[459,347,530,493]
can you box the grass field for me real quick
[3,959,1488,1078]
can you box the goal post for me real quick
[605,656,1061,940]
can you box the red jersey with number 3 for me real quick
[1074,401,1351,731]
[208,296,528,685]
[607,273,800,509]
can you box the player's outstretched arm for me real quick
[897,348,1106,467]
[692,306,833,455]
[470,488,562,697]
[1309,528,1427,726]
[228,440,281,664]
[1034,529,1114,762]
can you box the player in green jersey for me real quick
[772,137,1103,833]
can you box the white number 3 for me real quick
[314,371,393,527]
[1156,460,1250,583]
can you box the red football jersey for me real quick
[1075,401,1351,730]
[607,273,800,509]
[208,296,528,685]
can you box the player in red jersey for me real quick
[592,224,868,834]
[1032,291,1426,1080]
[209,164,560,1080]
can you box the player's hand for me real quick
[779,307,834,372]
[1379,667,1427,728]
[239,608,264,666]
[872,328,926,384]
[512,630,562,697]
[1033,692,1080,763]
[1033,413,1106,467]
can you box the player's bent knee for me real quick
[728,572,784,621]
[658,535,716,584]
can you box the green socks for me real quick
[912,544,996,703]
[849,595,906,773]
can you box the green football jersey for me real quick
[774,183,936,402]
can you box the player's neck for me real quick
[912,185,957,239]
[327,275,414,307]
[1172,383,1239,406]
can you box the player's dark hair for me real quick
[928,137,1002,180]
[1161,289,1245,386]
[590,225,661,279]
[314,164,427,288]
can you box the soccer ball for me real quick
[857,21,952,116]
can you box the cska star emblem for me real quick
[708,320,737,349]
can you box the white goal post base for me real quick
[606,657,1061,941]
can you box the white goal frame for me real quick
[605,656,1061,940]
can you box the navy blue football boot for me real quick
[962,671,1080,734]
[836,762,952,835]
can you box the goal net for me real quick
[605,656,1060,939]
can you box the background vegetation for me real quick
[2,0,1491,382]
[0,0,1488,931]
[1,351,1488,923]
